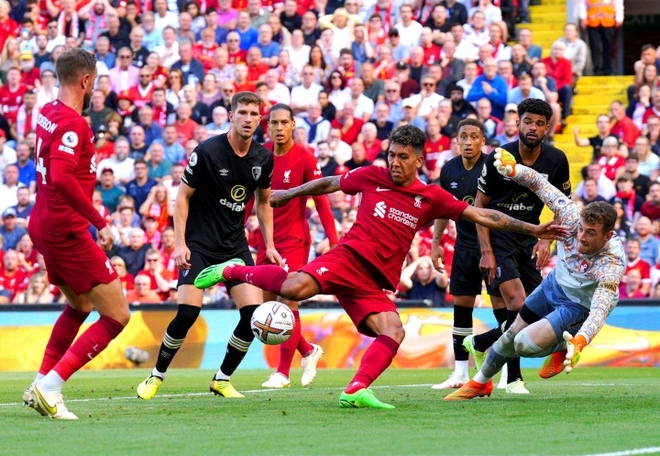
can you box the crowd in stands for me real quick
[0,0,652,304]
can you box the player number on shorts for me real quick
[35,137,47,184]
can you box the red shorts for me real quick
[300,245,397,335]
[257,242,310,272]
[30,230,118,295]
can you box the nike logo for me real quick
[34,387,57,415]
[376,187,391,192]
[592,336,650,352]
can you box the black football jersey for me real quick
[182,133,273,252]
[439,152,488,249]
[477,140,571,244]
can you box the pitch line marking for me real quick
[583,447,660,456]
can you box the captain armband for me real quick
[597,282,618,293]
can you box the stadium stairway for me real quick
[553,75,634,188]
[525,0,567,56]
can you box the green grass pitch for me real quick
[2,368,659,456]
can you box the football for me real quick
[250,301,295,345]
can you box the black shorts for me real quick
[178,246,254,292]
[489,240,542,297]
[449,245,485,296]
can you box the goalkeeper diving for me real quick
[445,149,626,401]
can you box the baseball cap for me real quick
[101,167,114,174]
[117,90,134,103]
[505,102,518,113]
[402,98,416,108]
[3,207,17,218]
[395,61,409,71]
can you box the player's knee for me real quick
[513,330,542,357]
[115,307,131,326]
[174,304,201,328]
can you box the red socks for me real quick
[39,305,90,376]
[226,264,289,295]
[276,310,314,377]
[52,316,125,381]
[345,335,400,394]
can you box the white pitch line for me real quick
[583,447,660,456]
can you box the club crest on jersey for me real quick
[283,170,291,183]
[414,195,422,208]
[317,267,329,275]
[252,166,262,181]
[62,131,79,148]
[579,260,590,273]
[374,201,386,218]
[189,152,198,166]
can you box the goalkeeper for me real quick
[445,149,626,401]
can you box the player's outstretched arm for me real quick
[461,206,570,241]
[493,149,571,216]
[270,176,342,207]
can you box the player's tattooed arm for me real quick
[270,176,342,207]
[461,206,569,240]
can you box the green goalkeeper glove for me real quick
[493,148,518,178]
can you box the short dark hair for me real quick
[134,158,147,166]
[389,125,426,156]
[642,44,656,52]
[458,118,485,136]
[255,81,267,90]
[56,48,97,85]
[581,201,617,233]
[231,91,261,112]
[269,103,294,120]
[517,98,553,122]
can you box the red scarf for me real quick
[616,189,636,220]
[374,3,393,33]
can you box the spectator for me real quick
[359,122,383,162]
[153,0,179,32]
[610,100,641,149]
[96,168,125,215]
[580,176,608,204]
[154,26,180,70]
[441,0,468,26]
[141,12,163,51]
[15,271,54,304]
[315,140,338,177]
[574,162,616,201]
[117,227,151,277]
[87,89,113,133]
[510,43,532,79]
[100,13,130,55]
[162,163,184,206]
[126,158,158,210]
[149,87,176,127]
[12,142,34,193]
[616,153,651,198]
[632,136,658,178]
[543,40,573,120]
[176,12,196,44]
[399,256,449,307]
[531,61,562,136]
[182,85,210,126]
[126,68,156,111]
[137,248,173,294]
[372,102,394,141]
[0,249,27,301]
[0,164,23,215]
[634,216,660,266]
[463,11,489,49]
[574,114,616,161]
[612,199,633,240]
[494,113,520,145]
[154,125,186,164]
[497,60,517,90]
[135,105,163,147]
[517,28,542,62]
[559,22,588,81]
[108,46,139,94]
[646,115,660,155]
[206,106,231,137]
[450,22,478,62]
[466,58,507,119]
[475,98,501,140]
[395,62,420,100]
[344,142,372,170]
[507,72,545,105]
[610,174,643,220]
[0,207,26,251]
[327,127,352,164]
[128,125,149,159]
[94,36,116,71]
[97,136,136,185]
[300,10,321,47]
[597,136,626,181]
[170,40,205,88]
[174,102,199,146]
[331,100,364,145]
[140,184,173,233]
[641,181,660,221]
[126,273,162,303]
[289,65,323,117]
[578,0,623,76]
[12,186,32,228]
[489,22,510,63]
[620,238,651,297]
[294,101,331,147]
[318,90,337,122]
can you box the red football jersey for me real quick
[339,166,468,290]
[423,136,451,171]
[0,84,27,124]
[0,267,27,300]
[619,257,651,293]
[259,143,324,248]
[30,101,106,240]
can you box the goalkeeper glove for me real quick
[562,331,587,373]
[493,148,518,178]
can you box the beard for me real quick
[519,132,543,149]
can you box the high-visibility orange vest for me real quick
[586,0,616,28]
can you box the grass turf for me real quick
[2,368,659,456]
